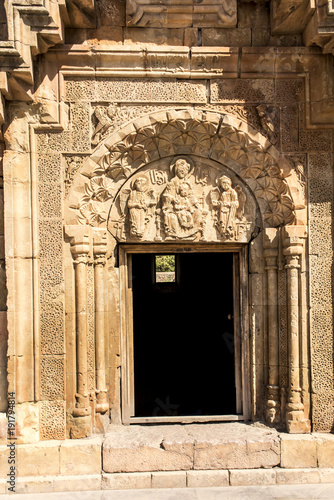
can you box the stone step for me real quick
[102,422,280,473]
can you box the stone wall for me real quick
[1,0,334,443]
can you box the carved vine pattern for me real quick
[77,112,295,228]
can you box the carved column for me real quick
[93,229,109,414]
[283,226,310,433]
[65,226,92,435]
[263,228,280,425]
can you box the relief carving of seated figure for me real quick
[162,158,204,240]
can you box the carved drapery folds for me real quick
[108,156,256,243]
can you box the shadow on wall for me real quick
[0,141,7,415]
[0,3,8,41]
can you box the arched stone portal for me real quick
[64,109,310,437]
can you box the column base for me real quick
[96,402,109,414]
[286,418,311,433]
[69,414,92,439]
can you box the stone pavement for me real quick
[2,484,334,500]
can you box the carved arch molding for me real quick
[65,108,310,434]
[67,108,306,235]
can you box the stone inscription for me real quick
[108,157,255,242]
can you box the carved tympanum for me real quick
[73,111,299,231]
[108,156,256,243]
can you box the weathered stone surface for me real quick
[190,424,280,470]
[186,470,229,487]
[60,437,102,475]
[52,474,102,492]
[280,435,317,468]
[103,423,280,473]
[103,472,151,490]
[276,468,320,485]
[151,471,187,488]
[316,434,334,468]
[16,441,61,476]
[229,469,276,486]
[103,425,193,472]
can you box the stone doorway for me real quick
[119,245,249,424]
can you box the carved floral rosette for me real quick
[107,156,257,243]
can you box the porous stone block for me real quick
[276,468,320,485]
[202,28,251,47]
[190,424,280,470]
[151,471,187,488]
[229,468,276,486]
[124,28,184,46]
[103,472,151,490]
[16,441,61,476]
[103,425,193,473]
[186,470,229,487]
[280,435,317,468]
[60,437,102,475]
[315,434,334,468]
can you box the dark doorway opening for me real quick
[132,252,237,418]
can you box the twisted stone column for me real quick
[93,229,109,414]
[263,228,280,425]
[283,226,310,433]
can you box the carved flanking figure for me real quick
[127,176,157,238]
[210,175,239,239]
[162,158,206,240]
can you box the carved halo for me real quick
[215,174,233,188]
[130,174,150,191]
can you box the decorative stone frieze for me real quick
[126,0,237,28]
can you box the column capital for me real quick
[263,228,279,249]
[93,228,108,264]
[65,225,91,259]
[283,225,307,251]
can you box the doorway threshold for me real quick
[103,422,280,473]
[129,415,244,424]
